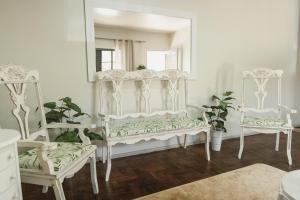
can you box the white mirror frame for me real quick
[84,0,197,82]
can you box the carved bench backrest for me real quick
[0,65,48,141]
[242,68,283,112]
[95,69,188,116]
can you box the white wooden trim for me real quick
[84,0,197,81]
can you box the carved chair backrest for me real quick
[0,65,48,141]
[95,69,188,116]
[242,68,283,113]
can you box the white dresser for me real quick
[0,129,22,200]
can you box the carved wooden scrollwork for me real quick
[0,65,40,139]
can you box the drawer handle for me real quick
[10,176,15,181]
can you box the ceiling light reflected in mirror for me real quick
[94,8,120,16]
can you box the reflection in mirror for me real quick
[93,8,191,72]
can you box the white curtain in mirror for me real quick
[114,40,146,71]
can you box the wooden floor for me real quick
[22,133,300,200]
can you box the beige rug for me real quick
[136,164,286,200]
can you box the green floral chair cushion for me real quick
[110,117,207,137]
[242,116,288,127]
[19,142,96,172]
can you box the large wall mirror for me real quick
[85,0,195,81]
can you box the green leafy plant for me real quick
[40,97,102,142]
[137,64,146,70]
[43,97,85,124]
[202,91,235,132]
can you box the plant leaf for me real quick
[66,120,81,124]
[65,102,81,113]
[223,97,235,101]
[60,97,72,104]
[44,102,56,109]
[223,91,233,96]
[73,112,86,117]
[211,95,220,101]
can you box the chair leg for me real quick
[53,180,65,200]
[287,131,292,166]
[105,145,112,182]
[275,132,280,151]
[102,141,106,164]
[90,154,99,194]
[238,128,244,159]
[42,186,48,193]
[183,134,188,149]
[205,131,210,161]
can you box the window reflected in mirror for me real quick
[93,8,191,72]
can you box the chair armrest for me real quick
[18,140,57,149]
[278,105,297,114]
[17,140,56,174]
[46,123,94,145]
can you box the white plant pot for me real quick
[211,131,223,151]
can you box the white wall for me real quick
[0,0,299,157]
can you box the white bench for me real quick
[95,69,211,181]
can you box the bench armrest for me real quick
[186,105,210,112]
[278,105,297,127]
[278,105,297,114]
[18,140,56,174]
[186,105,210,124]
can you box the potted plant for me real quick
[39,97,102,142]
[137,64,146,70]
[203,91,235,151]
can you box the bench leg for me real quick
[105,145,112,182]
[183,134,188,148]
[238,127,244,159]
[205,131,210,161]
[287,130,292,166]
[102,140,106,164]
[275,132,280,151]
[42,186,48,193]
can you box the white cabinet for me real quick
[0,130,22,200]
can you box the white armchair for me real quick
[0,65,99,200]
[238,68,297,165]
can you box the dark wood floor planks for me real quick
[22,133,300,200]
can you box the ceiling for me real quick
[93,8,191,33]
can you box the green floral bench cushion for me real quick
[19,142,95,172]
[110,117,207,137]
[242,116,288,127]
